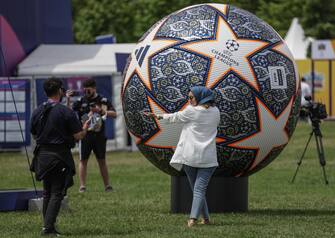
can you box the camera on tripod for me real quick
[292,96,329,184]
[300,96,327,122]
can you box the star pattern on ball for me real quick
[180,16,269,91]
[121,3,300,177]
[207,3,228,16]
[229,97,293,172]
[123,19,179,91]
[145,97,226,148]
[216,137,226,144]
[128,131,142,145]
[144,97,185,148]
[272,42,299,92]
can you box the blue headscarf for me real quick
[190,86,215,105]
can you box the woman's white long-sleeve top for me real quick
[162,105,220,171]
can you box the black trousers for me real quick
[42,166,66,230]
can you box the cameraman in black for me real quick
[30,78,89,236]
[66,79,117,193]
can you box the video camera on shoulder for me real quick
[301,96,327,121]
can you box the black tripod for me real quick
[291,118,329,185]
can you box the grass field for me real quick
[0,121,335,238]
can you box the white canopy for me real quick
[18,44,135,76]
[284,18,313,60]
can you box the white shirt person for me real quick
[148,86,220,227]
[301,77,312,106]
[163,104,220,171]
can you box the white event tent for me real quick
[284,18,314,60]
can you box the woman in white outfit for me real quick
[148,86,220,227]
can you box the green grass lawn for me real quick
[0,121,335,238]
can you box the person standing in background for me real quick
[301,76,312,107]
[300,76,312,121]
[66,79,117,193]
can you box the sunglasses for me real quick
[84,88,93,93]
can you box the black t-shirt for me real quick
[30,102,82,148]
[72,94,115,135]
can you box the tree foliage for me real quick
[72,0,335,43]
[300,0,335,39]
[256,0,305,37]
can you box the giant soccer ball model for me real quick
[121,4,300,176]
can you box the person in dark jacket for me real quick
[30,78,88,236]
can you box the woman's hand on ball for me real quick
[145,112,163,120]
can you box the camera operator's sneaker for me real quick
[79,186,86,193]
[41,227,61,236]
[105,185,113,192]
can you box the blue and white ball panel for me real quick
[122,3,300,177]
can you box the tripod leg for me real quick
[314,134,329,185]
[291,132,314,183]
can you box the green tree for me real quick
[72,0,335,43]
[73,0,138,43]
[256,0,305,37]
[300,0,335,39]
[72,0,264,43]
